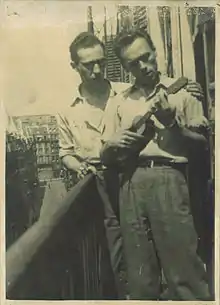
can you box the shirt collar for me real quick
[123,71,164,100]
[70,80,117,107]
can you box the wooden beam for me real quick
[6,173,94,296]
[202,22,214,179]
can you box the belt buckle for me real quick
[149,160,154,168]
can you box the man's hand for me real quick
[185,80,204,101]
[106,129,149,149]
[76,162,96,180]
[142,119,156,141]
[61,156,96,180]
[153,90,176,127]
[100,129,152,166]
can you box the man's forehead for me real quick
[77,44,105,62]
[122,37,153,61]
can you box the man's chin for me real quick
[88,78,105,85]
[138,73,158,86]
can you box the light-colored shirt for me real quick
[56,81,131,164]
[102,76,209,163]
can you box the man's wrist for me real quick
[77,161,88,174]
[166,119,185,135]
[62,155,81,173]
[76,161,96,180]
[103,140,119,152]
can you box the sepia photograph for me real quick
[2,0,216,302]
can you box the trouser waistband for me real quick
[137,158,188,179]
[138,158,187,168]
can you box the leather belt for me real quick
[138,158,188,170]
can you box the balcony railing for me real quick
[6,174,119,300]
[6,149,215,300]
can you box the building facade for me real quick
[105,35,122,82]
[12,114,61,178]
[6,133,40,248]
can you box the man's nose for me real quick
[93,63,101,74]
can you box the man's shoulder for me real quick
[56,96,83,120]
[112,76,181,100]
[160,76,182,87]
[57,81,83,111]
[111,81,140,101]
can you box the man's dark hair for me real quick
[69,32,105,63]
[113,28,156,60]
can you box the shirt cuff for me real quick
[187,116,210,129]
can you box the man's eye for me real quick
[129,61,139,68]
[140,53,150,62]
[84,62,94,69]
[87,62,94,69]
[82,59,106,70]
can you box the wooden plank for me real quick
[6,173,94,296]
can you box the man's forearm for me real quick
[100,139,146,166]
[61,155,81,172]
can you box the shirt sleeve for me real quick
[182,92,209,129]
[101,97,121,143]
[56,112,78,159]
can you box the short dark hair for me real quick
[69,32,105,63]
[113,28,156,60]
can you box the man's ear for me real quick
[70,62,76,70]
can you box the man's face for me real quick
[120,37,158,87]
[74,44,106,85]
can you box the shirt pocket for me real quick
[81,124,102,153]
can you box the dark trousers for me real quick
[119,166,210,300]
[96,170,127,299]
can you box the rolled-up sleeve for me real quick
[101,97,121,143]
[56,112,77,159]
[183,93,209,129]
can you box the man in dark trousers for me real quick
[100,29,210,300]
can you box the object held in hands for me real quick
[130,76,189,134]
[101,77,189,167]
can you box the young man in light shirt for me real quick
[100,29,211,300]
[56,32,133,299]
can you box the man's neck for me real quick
[137,72,160,98]
[80,80,111,110]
